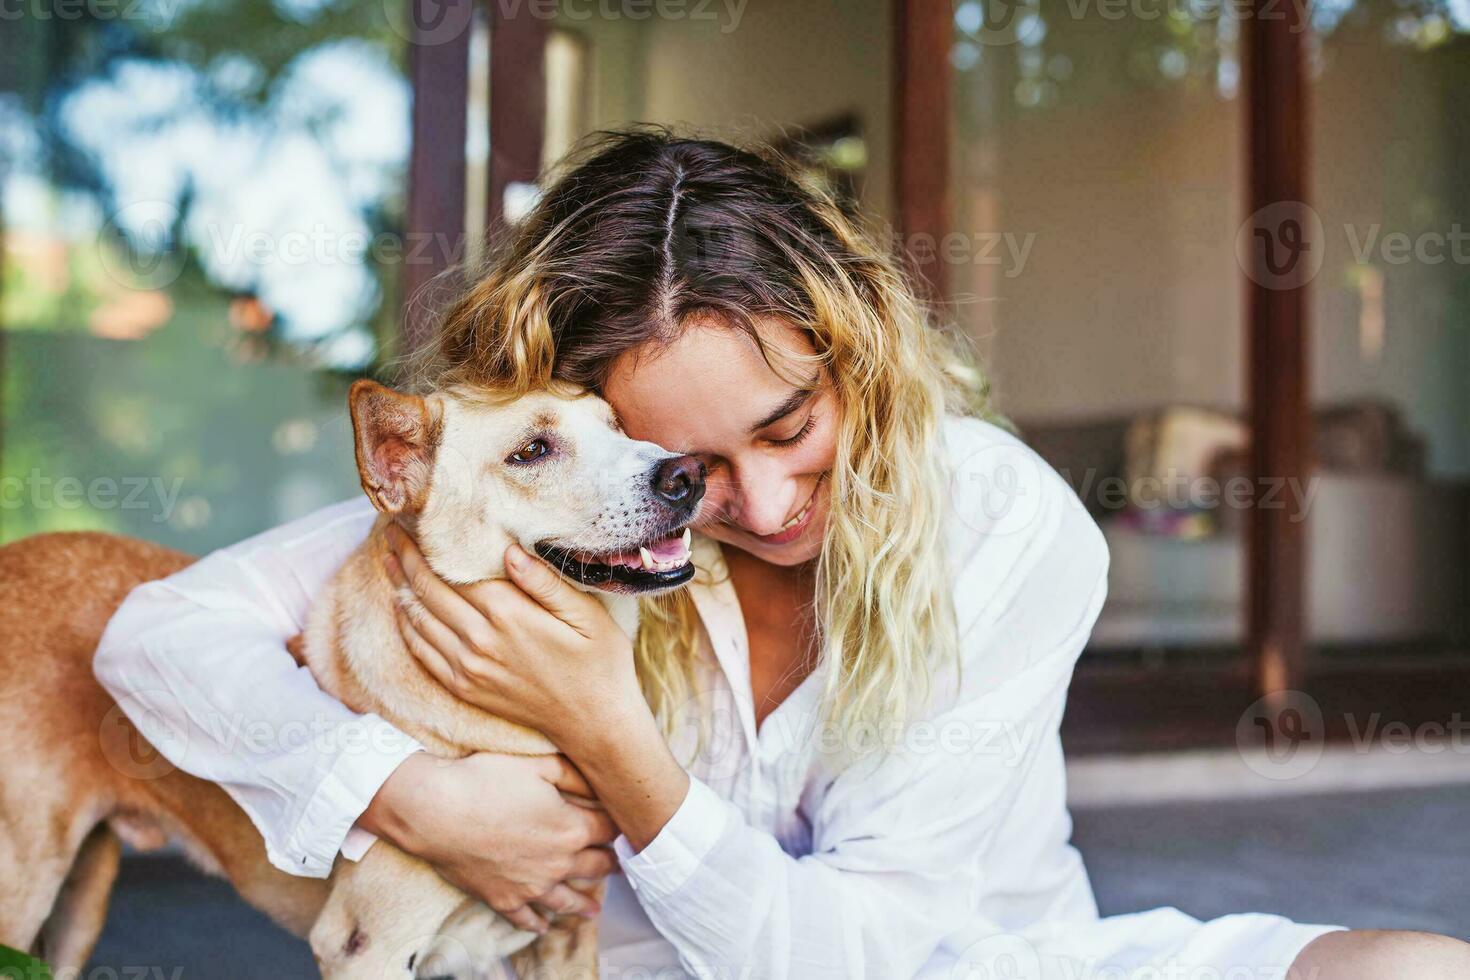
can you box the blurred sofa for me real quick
[1019,402,1470,650]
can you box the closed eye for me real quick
[769,413,817,447]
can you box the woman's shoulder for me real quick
[938,414,1110,653]
[938,414,1089,547]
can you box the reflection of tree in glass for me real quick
[950,0,1469,111]
[26,0,412,369]
[0,2,403,549]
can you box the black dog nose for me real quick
[652,455,706,509]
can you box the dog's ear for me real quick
[349,380,441,514]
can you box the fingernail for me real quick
[506,545,528,570]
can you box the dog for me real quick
[0,379,706,979]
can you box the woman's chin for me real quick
[704,521,825,567]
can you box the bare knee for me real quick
[1290,929,1470,980]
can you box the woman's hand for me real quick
[382,524,646,745]
[359,751,617,934]
[383,524,693,853]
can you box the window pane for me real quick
[951,0,1248,655]
[1308,0,1470,654]
[1,3,412,551]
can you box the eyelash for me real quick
[772,414,817,447]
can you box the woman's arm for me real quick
[94,499,615,932]
[386,429,1110,977]
[587,489,1108,978]
[94,498,410,875]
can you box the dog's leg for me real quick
[32,824,122,971]
[312,843,534,980]
[0,786,85,956]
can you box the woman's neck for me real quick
[721,546,820,728]
[722,546,815,627]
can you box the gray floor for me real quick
[88,785,1470,978]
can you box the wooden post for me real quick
[486,2,548,239]
[1243,0,1312,697]
[402,0,472,353]
[892,0,951,298]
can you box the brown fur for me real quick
[0,383,695,978]
[0,532,331,969]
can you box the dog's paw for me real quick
[412,902,536,980]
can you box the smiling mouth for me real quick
[535,527,695,593]
[754,474,826,544]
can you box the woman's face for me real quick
[604,316,837,567]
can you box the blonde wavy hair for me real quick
[420,129,989,751]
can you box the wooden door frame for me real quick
[402,0,473,353]
[485,1,548,240]
[401,0,548,352]
[1242,0,1312,699]
[892,0,952,298]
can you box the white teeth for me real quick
[640,547,654,570]
[682,528,692,552]
[780,499,812,531]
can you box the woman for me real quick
[96,131,1468,978]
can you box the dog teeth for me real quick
[640,547,655,570]
[682,528,692,552]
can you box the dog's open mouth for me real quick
[534,527,695,593]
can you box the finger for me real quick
[533,883,600,919]
[571,803,619,846]
[399,591,481,676]
[498,903,548,935]
[504,545,600,635]
[398,607,463,694]
[388,531,494,652]
[539,754,594,799]
[569,846,618,880]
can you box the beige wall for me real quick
[959,87,1245,422]
[555,0,892,216]
[954,13,1467,477]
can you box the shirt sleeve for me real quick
[93,497,425,877]
[613,429,1110,978]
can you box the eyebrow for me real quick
[749,374,820,434]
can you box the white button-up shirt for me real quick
[94,417,1338,978]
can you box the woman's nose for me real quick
[725,463,795,535]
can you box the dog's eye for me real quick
[508,439,550,463]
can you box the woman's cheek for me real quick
[692,479,734,531]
